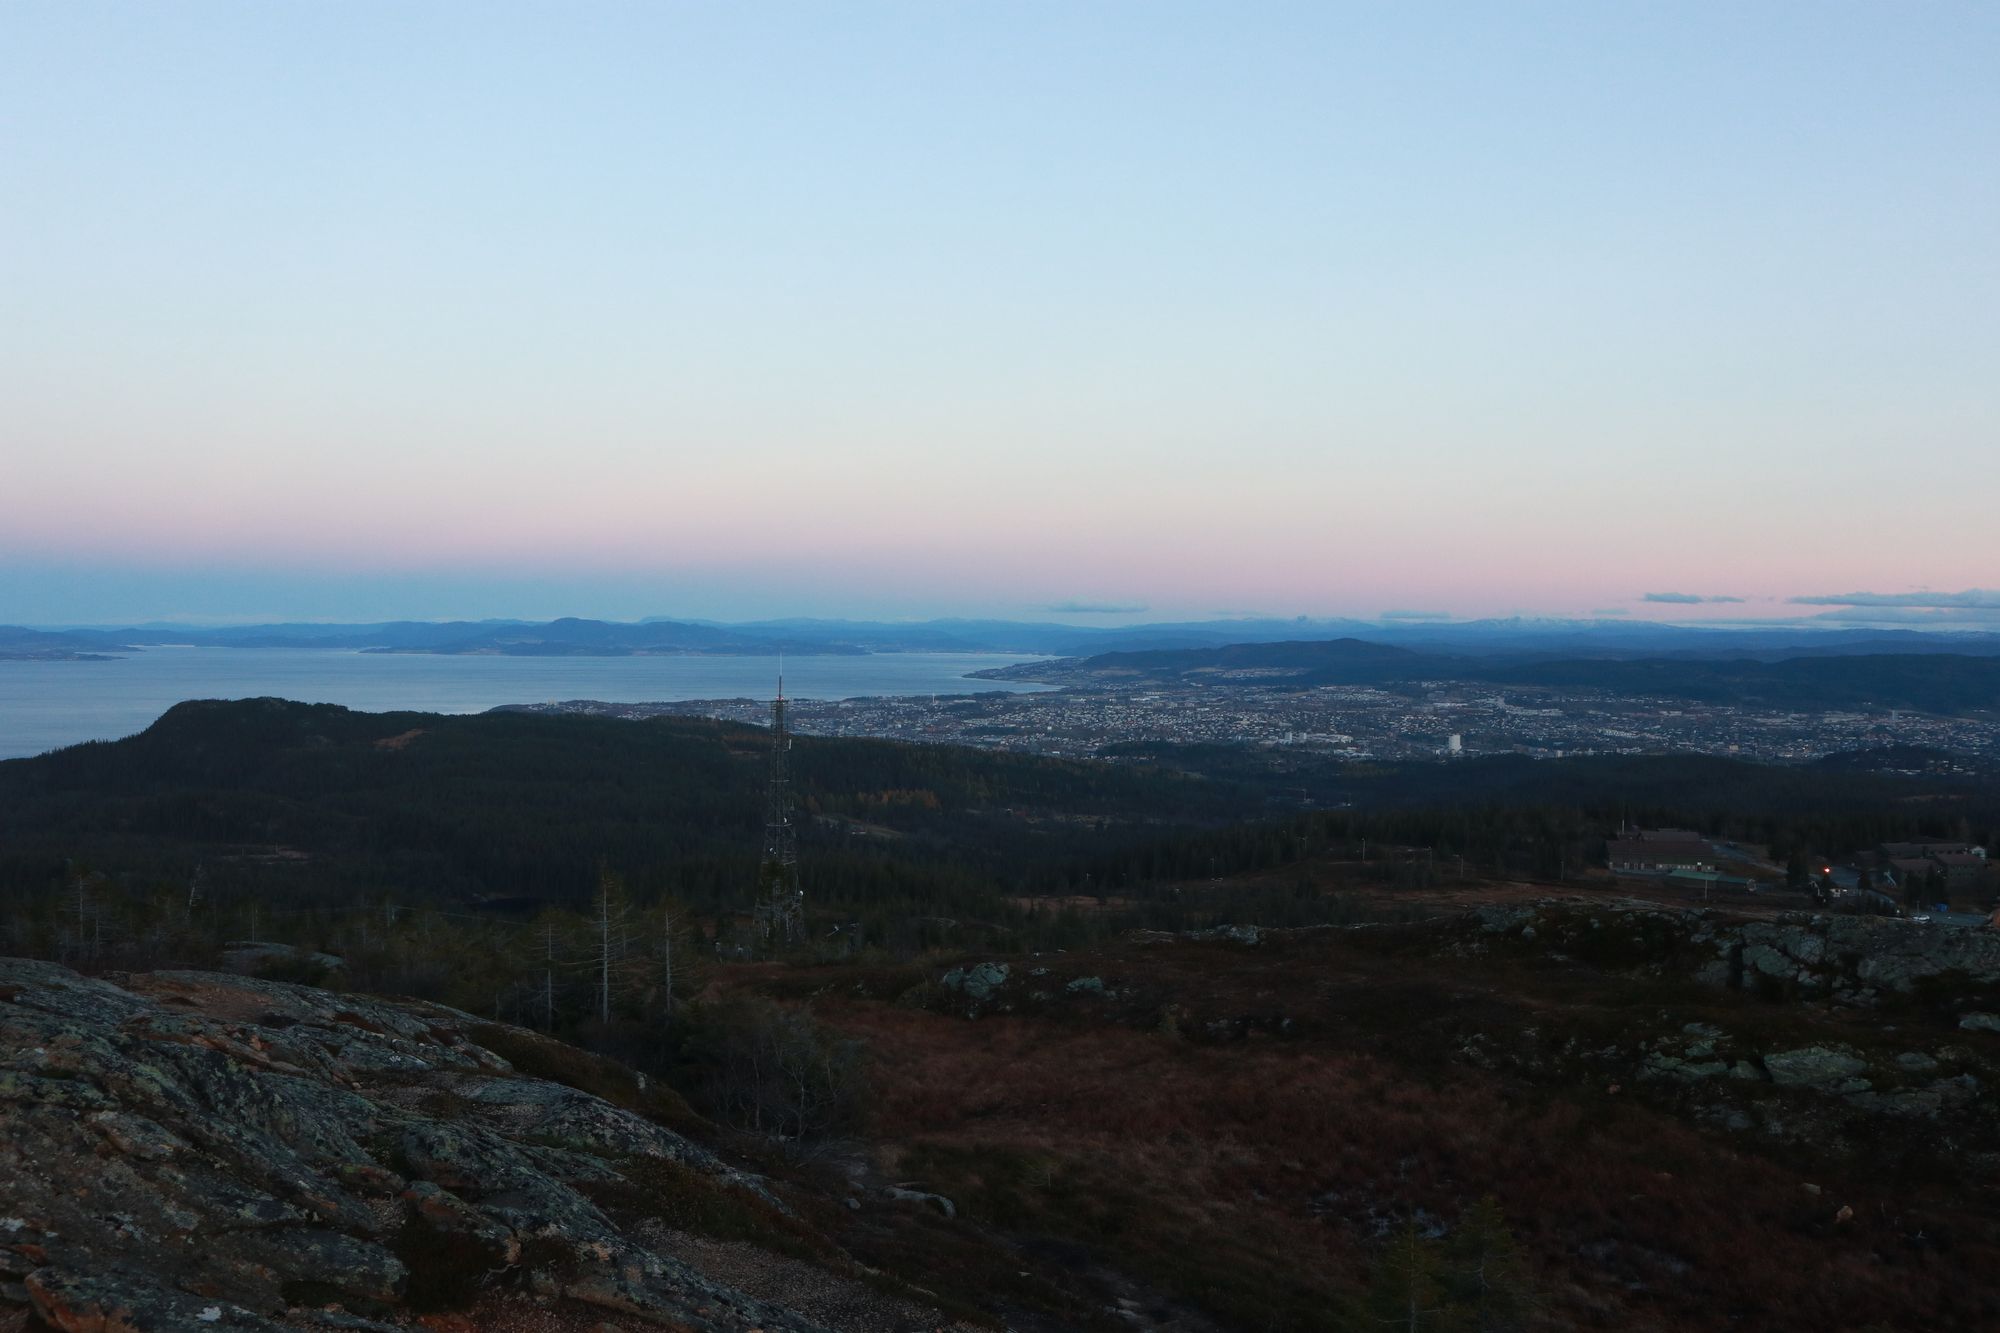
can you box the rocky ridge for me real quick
[0,958,840,1333]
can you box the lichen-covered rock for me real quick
[939,961,1010,1002]
[25,1267,285,1331]
[1763,1046,1870,1091]
[1635,1023,1744,1084]
[1186,924,1263,945]
[1472,905,1538,934]
[1461,902,2000,1006]
[0,958,830,1332]
[882,1186,956,1218]
[1742,944,1796,978]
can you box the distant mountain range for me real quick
[0,618,859,658]
[6,615,2000,662]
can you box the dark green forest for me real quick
[0,697,1268,913]
[3,697,1997,1021]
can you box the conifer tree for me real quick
[1444,1197,1532,1332]
[1367,1220,1451,1332]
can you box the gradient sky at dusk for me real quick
[4,3,1996,627]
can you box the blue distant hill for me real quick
[9,615,2000,662]
[980,636,2000,715]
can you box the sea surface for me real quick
[0,648,1050,760]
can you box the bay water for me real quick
[0,648,1048,760]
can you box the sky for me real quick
[3,3,1996,628]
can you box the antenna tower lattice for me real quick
[753,673,806,949]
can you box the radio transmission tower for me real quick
[753,670,806,949]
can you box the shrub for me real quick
[1364,1200,1534,1333]
[579,1155,830,1262]
[466,1022,709,1138]
[672,996,867,1152]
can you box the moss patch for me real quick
[467,1023,711,1139]
[578,1155,831,1264]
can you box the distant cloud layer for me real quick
[1039,600,1149,615]
[1789,589,2000,609]
[1379,609,1453,621]
[1643,592,1746,604]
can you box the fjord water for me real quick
[0,648,1049,760]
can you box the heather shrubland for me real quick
[714,919,2000,1332]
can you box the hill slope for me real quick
[0,697,1264,917]
[4,698,1993,927]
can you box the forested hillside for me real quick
[5,699,1996,930]
[0,697,1257,920]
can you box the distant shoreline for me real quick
[357,644,870,658]
[0,651,122,662]
[0,647,1053,760]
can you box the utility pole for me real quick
[660,908,675,1020]
[541,921,557,1032]
[67,864,91,963]
[598,880,613,1025]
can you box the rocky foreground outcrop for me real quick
[0,959,829,1333]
